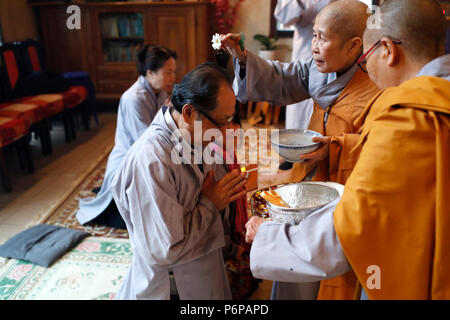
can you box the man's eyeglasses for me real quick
[198,110,237,129]
[357,37,402,73]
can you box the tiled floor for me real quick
[0,112,117,244]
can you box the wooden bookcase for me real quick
[31,1,213,101]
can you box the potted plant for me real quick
[254,34,279,60]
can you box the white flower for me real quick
[211,33,222,50]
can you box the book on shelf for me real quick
[104,41,142,62]
[100,13,143,39]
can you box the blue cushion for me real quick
[0,224,90,267]
[62,72,89,80]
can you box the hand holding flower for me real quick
[219,33,247,62]
[211,33,222,50]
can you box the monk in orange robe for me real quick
[246,0,449,299]
[296,1,380,299]
[334,0,450,299]
[221,1,380,299]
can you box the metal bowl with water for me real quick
[266,182,339,225]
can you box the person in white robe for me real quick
[275,0,332,171]
[76,45,177,228]
[111,62,248,300]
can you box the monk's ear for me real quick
[181,104,196,123]
[379,37,399,67]
[348,36,363,55]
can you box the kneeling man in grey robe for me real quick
[112,63,247,300]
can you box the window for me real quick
[270,0,294,38]
[270,0,379,38]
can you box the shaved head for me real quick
[312,0,372,73]
[365,0,446,61]
[318,0,370,44]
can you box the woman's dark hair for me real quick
[171,62,233,114]
[135,44,177,76]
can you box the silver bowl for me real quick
[266,182,339,225]
[271,129,323,163]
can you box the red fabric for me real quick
[62,86,88,108]
[221,149,259,299]
[0,102,16,109]
[0,117,27,147]
[18,96,64,117]
[225,153,250,250]
[0,102,45,126]
[27,46,42,72]
[3,50,19,89]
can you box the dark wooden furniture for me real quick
[31,1,213,101]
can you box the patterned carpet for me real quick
[41,157,129,239]
[31,150,264,300]
[4,125,289,300]
[0,237,131,300]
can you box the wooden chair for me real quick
[0,116,32,192]
[20,40,89,141]
[0,43,53,155]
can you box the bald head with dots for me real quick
[318,0,371,46]
[364,0,446,62]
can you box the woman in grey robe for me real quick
[76,45,177,228]
[111,63,248,299]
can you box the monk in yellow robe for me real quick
[245,0,450,299]
[334,0,450,299]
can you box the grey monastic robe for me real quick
[250,182,351,281]
[233,50,359,111]
[76,76,167,225]
[111,106,232,300]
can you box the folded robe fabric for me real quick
[0,224,90,267]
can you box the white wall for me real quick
[231,0,272,53]
[230,0,374,63]
[231,0,292,62]
[358,0,372,9]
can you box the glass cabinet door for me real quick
[99,12,144,63]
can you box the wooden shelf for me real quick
[33,1,213,101]
[102,37,144,41]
